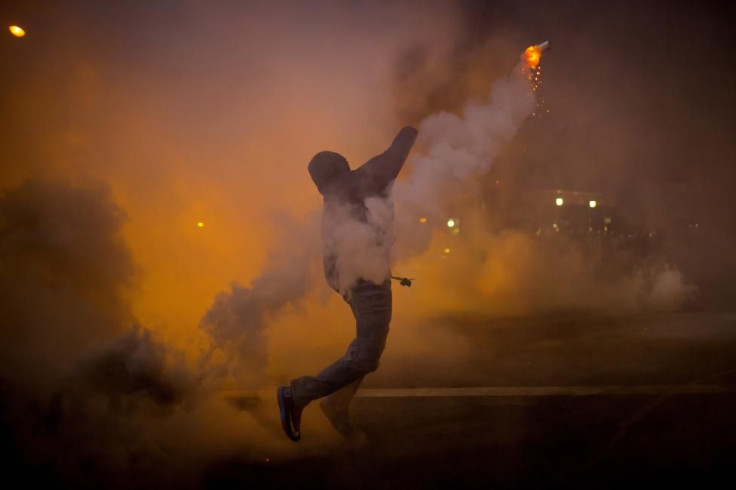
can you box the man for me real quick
[278,126,418,441]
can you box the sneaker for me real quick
[319,399,355,438]
[277,386,302,441]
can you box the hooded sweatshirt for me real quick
[308,126,417,295]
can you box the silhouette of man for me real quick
[278,126,417,441]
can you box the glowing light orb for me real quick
[524,46,541,69]
[418,217,427,224]
[589,200,597,209]
[555,197,564,206]
[9,25,25,37]
[447,219,456,228]
[522,41,549,69]
[444,248,451,254]
[197,221,205,228]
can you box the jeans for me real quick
[291,279,392,409]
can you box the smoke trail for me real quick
[198,213,321,385]
[394,59,536,257]
[384,48,697,315]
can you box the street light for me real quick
[9,25,25,37]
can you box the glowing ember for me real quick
[521,41,550,116]
[9,25,25,37]
[524,47,541,69]
[522,41,549,69]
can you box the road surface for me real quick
[211,311,736,489]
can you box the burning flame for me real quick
[522,41,549,69]
[524,46,542,69]
[521,41,550,116]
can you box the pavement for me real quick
[210,311,736,489]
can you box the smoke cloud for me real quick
[0,179,135,393]
[394,58,536,255]
[0,179,205,487]
[199,212,320,386]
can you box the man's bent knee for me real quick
[351,353,381,374]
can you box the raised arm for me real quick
[353,126,418,196]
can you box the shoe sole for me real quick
[277,387,301,442]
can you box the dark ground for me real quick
[208,311,736,489]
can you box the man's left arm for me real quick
[354,126,418,195]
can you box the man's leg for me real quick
[283,280,391,439]
[317,296,367,436]
[324,375,363,408]
[320,376,363,437]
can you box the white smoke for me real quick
[199,213,320,386]
[636,264,698,312]
[385,52,697,315]
[323,195,395,295]
[393,60,536,256]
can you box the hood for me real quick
[308,151,350,195]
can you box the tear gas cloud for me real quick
[0,1,468,485]
[0,0,730,487]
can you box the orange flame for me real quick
[521,41,550,116]
[523,45,542,69]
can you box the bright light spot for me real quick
[555,197,564,206]
[447,219,456,228]
[9,25,25,37]
[589,200,597,208]
[197,222,205,228]
[443,248,451,254]
[418,217,427,224]
[524,46,541,69]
